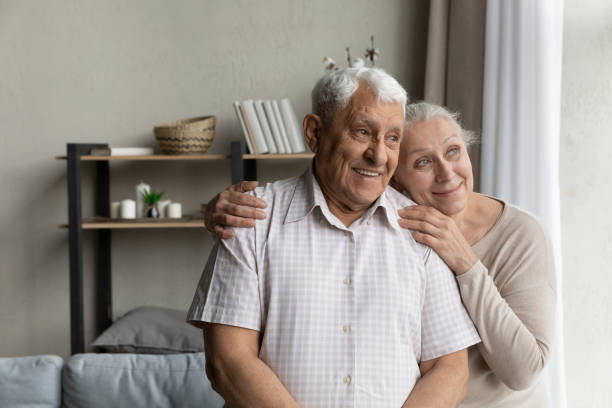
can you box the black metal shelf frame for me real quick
[65,141,258,354]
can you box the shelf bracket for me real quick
[66,143,108,355]
[231,141,257,183]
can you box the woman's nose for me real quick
[435,160,453,182]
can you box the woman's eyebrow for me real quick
[406,147,428,155]
[406,134,461,155]
[442,134,460,144]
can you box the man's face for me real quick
[310,83,405,218]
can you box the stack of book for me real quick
[233,99,308,154]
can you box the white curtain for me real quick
[481,1,566,407]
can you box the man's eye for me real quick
[357,129,368,135]
[388,135,399,142]
[448,147,459,156]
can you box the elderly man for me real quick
[188,67,479,407]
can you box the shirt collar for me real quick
[284,164,403,232]
[367,187,404,232]
[283,164,321,224]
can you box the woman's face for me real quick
[394,116,474,216]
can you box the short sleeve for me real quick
[420,249,481,361]
[186,227,262,332]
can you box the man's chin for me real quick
[347,191,384,208]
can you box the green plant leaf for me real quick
[142,188,164,205]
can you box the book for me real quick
[272,100,293,153]
[233,101,256,154]
[238,103,259,154]
[254,100,277,154]
[263,100,287,154]
[241,100,269,154]
[89,147,155,156]
[279,98,307,153]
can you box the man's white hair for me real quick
[311,67,408,126]
[404,102,478,146]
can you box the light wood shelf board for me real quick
[58,216,206,229]
[55,154,229,161]
[55,153,312,161]
[243,153,314,160]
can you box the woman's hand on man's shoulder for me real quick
[204,181,268,239]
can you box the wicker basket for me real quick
[154,115,216,155]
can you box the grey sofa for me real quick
[0,353,224,408]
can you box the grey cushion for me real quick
[0,354,63,408]
[62,352,224,408]
[92,306,203,354]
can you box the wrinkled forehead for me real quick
[340,85,405,125]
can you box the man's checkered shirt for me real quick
[188,167,480,407]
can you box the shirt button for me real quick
[342,325,351,333]
[343,278,351,285]
[344,231,350,237]
[344,375,352,385]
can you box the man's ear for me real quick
[303,114,323,153]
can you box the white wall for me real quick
[0,0,428,358]
[561,0,612,406]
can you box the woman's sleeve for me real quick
[455,220,556,390]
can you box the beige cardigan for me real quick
[457,202,556,407]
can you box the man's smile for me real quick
[353,168,382,177]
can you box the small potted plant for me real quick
[142,188,164,218]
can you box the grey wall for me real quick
[7,1,609,404]
[561,0,612,406]
[0,0,429,358]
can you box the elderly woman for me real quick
[204,102,556,407]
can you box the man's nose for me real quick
[365,138,387,165]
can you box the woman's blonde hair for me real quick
[404,102,478,146]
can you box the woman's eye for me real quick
[357,129,368,135]
[415,158,430,168]
[448,147,459,156]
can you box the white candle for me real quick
[135,181,150,218]
[110,202,121,218]
[167,202,182,219]
[158,200,171,218]
[120,199,136,219]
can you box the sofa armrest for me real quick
[0,354,63,408]
[62,352,224,408]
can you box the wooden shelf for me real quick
[55,154,229,161]
[60,141,307,354]
[243,153,314,160]
[58,216,206,229]
[54,153,313,161]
